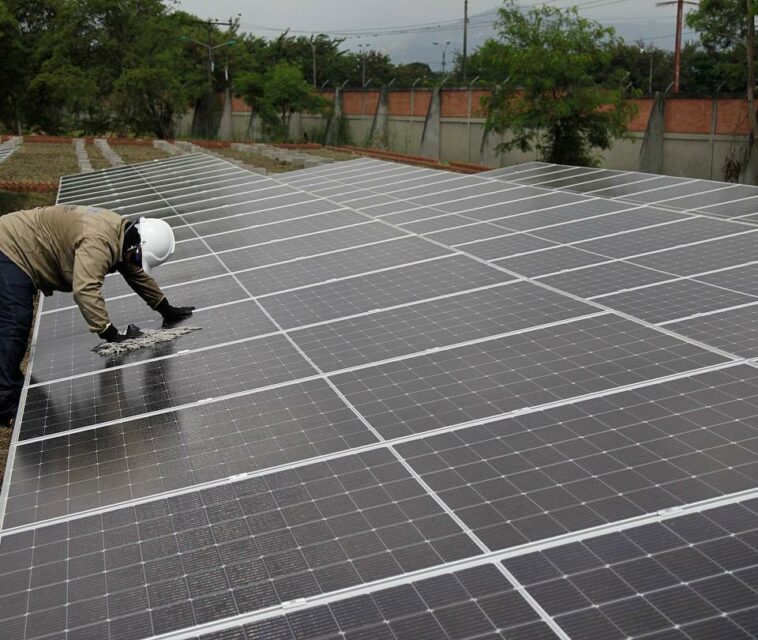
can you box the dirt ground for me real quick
[213,146,359,173]
[111,144,172,164]
[0,142,79,183]
[213,147,296,173]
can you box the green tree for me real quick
[481,0,637,166]
[249,61,328,140]
[0,1,26,133]
[0,0,63,133]
[111,10,205,139]
[393,62,433,87]
[11,0,207,136]
[687,0,753,92]
[450,39,510,84]
[688,0,758,178]
[600,42,673,95]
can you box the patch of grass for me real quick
[301,148,360,162]
[112,145,171,164]
[0,190,57,215]
[86,142,112,170]
[0,143,79,182]
[213,147,294,173]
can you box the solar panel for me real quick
[0,139,19,163]
[3,153,758,640]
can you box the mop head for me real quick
[92,326,201,356]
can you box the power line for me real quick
[240,6,500,40]
[241,21,496,40]
[239,2,697,49]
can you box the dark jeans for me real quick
[0,251,35,421]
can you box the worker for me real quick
[0,205,195,428]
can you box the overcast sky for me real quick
[174,0,694,66]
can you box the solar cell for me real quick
[575,217,739,259]
[596,279,757,324]
[331,314,726,439]
[0,448,480,639]
[199,564,560,640]
[235,236,452,297]
[5,380,378,527]
[4,154,758,640]
[397,364,758,549]
[495,245,610,276]
[538,261,673,298]
[289,281,596,372]
[529,208,685,243]
[490,199,638,232]
[507,497,758,639]
[666,303,758,358]
[629,231,758,275]
[20,334,316,440]
[258,255,512,330]
[32,298,274,383]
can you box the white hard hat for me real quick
[137,218,175,275]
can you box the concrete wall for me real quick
[175,91,754,181]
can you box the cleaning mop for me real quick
[92,325,201,356]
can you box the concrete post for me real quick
[419,87,441,160]
[368,87,389,147]
[708,95,719,180]
[638,91,665,174]
[325,89,343,145]
[739,136,758,186]
[217,88,233,141]
[73,139,93,173]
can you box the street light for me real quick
[309,37,318,88]
[182,35,237,137]
[433,40,451,75]
[640,46,654,94]
[357,43,371,86]
[183,37,237,73]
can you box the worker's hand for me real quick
[98,323,143,343]
[157,298,195,323]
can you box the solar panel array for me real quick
[2,153,758,640]
[0,138,19,163]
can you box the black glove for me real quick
[156,298,195,322]
[98,323,143,343]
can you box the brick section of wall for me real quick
[413,90,432,117]
[716,100,750,135]
[342,91,381,115]
[627,99,653,132]
[231,96,252,113]
[388,91,411,116]
[385,90,435,117]
[665,99,713,135]
[440,89,489,118]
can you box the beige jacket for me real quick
[0,205,166,332]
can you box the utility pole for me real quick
[187,17,238,138]
[640,46,654,94]
[433,41,451,75]
[673,0,683,92]
[462,0,469,83]
[656,0,697,93]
